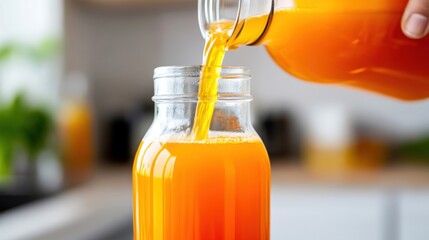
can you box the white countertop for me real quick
[0,166,133,240]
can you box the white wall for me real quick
[64,3,429,141]
[64,3,202,120]
[0,0,62,105]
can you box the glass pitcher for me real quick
[199,0,429,100]
[132,66,270,240]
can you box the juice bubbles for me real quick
[133,66,270,240]
[199,0,429,100]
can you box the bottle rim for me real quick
[154,65,250,79]
[152,65,253,102]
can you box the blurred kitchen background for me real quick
[2,0,429,239]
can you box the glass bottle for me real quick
[199,0,429,100]
[133,66,270,240]
[58,73,94,186]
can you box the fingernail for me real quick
[405,13,428,38]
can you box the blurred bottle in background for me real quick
[103,101,153,164]
[303,105,355,174]
[303,105,388,175]
[353,125,388,170]
[258,110,299,161]
[105,114,131,163]
[58,73,95,186]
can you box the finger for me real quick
[402,0,429,39]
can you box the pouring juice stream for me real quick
[194,6,429,138]
[191,26,228,140]
[195,2,429,133]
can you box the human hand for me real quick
[402,0,429,39]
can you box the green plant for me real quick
[0,37,60,63]
[0,94,52,182]
[398,135,429,165]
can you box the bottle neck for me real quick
[149,66,256,140]
[199,0,274,47]
[153,100,253,135]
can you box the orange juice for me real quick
[133,66,270,240]
[59,101,94,184]
[133,138,270,240]
[263,9,429,100]
[199,0,429,100]
[192,29,230,139]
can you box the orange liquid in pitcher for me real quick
[133,138,270,240]
[235,7,429,100]
[193,5,429,141]
[196,1,429,101]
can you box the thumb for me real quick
[402,0,429,39]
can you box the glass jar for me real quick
[133,66,270,240]
[59,73,94,186]
[199,0,429,100]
